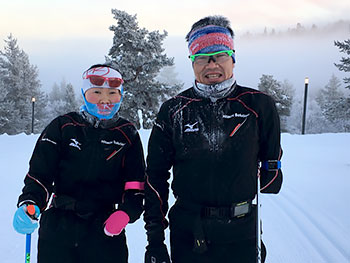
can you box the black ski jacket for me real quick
[144,83,283,243]
[17,112,145,223]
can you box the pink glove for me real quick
[104,210,130,236]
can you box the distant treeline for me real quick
[240,20,350,39]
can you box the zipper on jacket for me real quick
[211,101,221,152]
[94,120,100,128]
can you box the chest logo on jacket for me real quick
[223,113,250,119]
[184,122,199,133]
[101,140,126,147]
[69,138,82,150]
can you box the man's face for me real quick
[192,53,235,85]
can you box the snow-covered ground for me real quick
[1,131,349,262]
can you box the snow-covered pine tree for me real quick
[316,74,350,132]
[288,92,342,134]
[46,80,79,124]
[0,34,46,134]
[64,83,79,112]
[49,82,62,102]
[258,74,294,132]
[156,65,184,87]
[334,39,350,89]
[316,74,343,116]
[332,97,350,132]
[0,80,21,134]
[107,9,182,129]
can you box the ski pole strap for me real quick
[261,160,281,171]
[175,199,208,253]
[192,214,208,254]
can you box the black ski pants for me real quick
[37,207,128,263]
[37,234,128,263]
[170,233,266,263]
[168,202,266,263]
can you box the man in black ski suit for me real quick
[144,16,283,263]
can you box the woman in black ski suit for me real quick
[13,64,145,263]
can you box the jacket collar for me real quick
[80,110,120,129]
[193,77,236,102]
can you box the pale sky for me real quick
[0,0,349,93]
[1,0,349,39]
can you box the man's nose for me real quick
[206,57,218,67]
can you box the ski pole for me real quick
[25,204,36,263]
[256,171,262,263]
[25,233,31,263]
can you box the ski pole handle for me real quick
[25,233,31,263]
[27,205,36,218]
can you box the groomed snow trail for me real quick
[1,133,349,263]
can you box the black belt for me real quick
[203,200,252,219]
[52,194,114,220]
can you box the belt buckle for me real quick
[231,201,250,218]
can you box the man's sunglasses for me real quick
[189,50,235,64]
[87,75,124,88]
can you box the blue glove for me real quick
[13,204,40,234]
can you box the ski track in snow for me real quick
[262,177,350,262]
[261,133,350,263]
[271,191,347,262]
[263,196,321,262]
[281,188,349,261]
